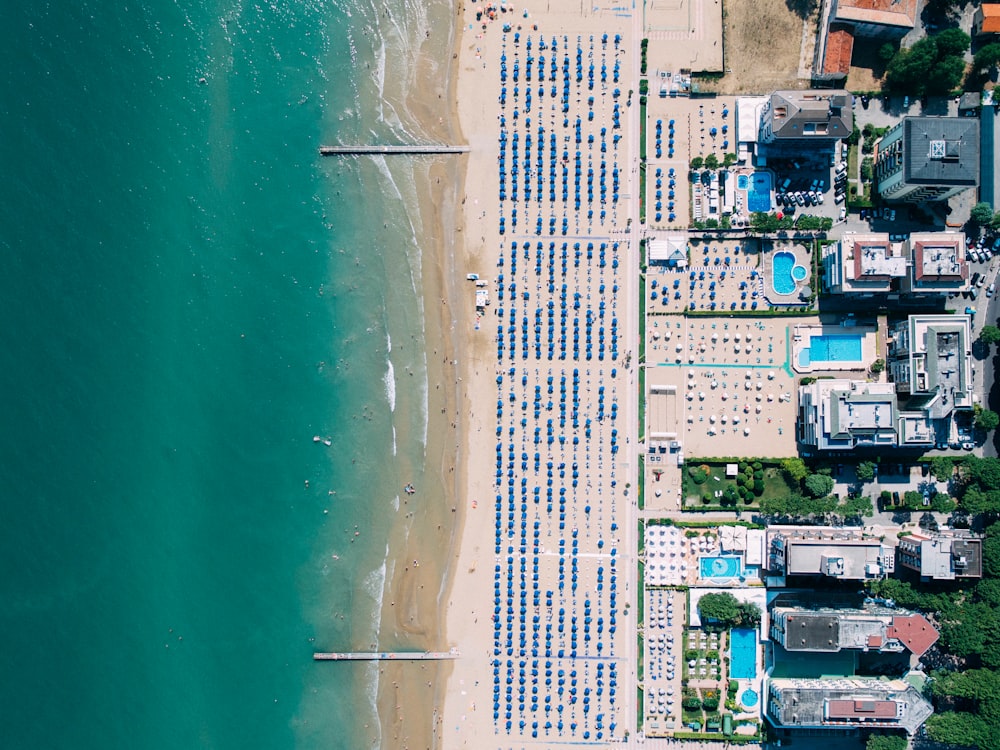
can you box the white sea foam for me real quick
[391,492,399,512]
[391,425,397,457]
[384,357,396,413]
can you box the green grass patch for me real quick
[639,278,647,364]
[682,459,795,510]
[638,455,646,510]
[638,367,646,443]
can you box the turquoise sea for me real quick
[0,0,447,746]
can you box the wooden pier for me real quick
[319,145,469,156]
[313,649,460,661]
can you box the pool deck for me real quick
[762,241,813,306]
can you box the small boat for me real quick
[313,436,322,443]
[323,437,332,446]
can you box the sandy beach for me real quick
[440,0,641,746]
[367,2,471,747]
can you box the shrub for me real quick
[689,466,709,484]
[728,680,739,695]
[804,473,834,498]
[702,696,720,711]
[683,695,703,711]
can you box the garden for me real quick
[682,458,793,510]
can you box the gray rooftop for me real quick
[767,677,933,734]
[768,90,853,140]
[904,117,980,187]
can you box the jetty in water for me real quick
[319,145,469,156]
[313,649,460,661]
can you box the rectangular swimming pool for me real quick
[806,333,862,363]
[746,173,771,213]
[730,628,757,679]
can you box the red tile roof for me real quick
[887,614,939,657]
[982,5,1000,34]
[823,25,854,78]
[835,0,918,28]
[827,699,899,719]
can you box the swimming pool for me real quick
[771,251,807,295]
[737,174,749,190]
[747,172,771,213]
[700,555,742,579]
[730,628,757,679]
[740,688,759,708]
[801,333,863,367]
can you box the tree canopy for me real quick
[781,457,809,482]
[697,592,761,629]
[929,456,955,482]
[804,473,834,498]
[972,202,996,225]
[856,461,876,482]
[977,409,1000,432]
[884,32,969,95]
[865,735,907,750]
[980,325,1000,346]
[974,42,1000,73]
[925,711,993,750]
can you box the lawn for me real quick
[682,459,795,509]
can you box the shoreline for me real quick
[371,0,469,747]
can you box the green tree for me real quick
[885,37,939,94]
[985,525,1000,577]
[704,153,720,170]
[929,456,954,481]
[878,43,897,63]
[926,54,967,94]
[925,712,992,750]
[902,490,924,510]
[966,456,1000,491]
[866,735,907,750]
[723,153,738,167]
[698,592,740,625]
[935,27,971,58]
[840,496,875,519]
[856,461,876,482]
[972,202,996,225]
[690,156,704,170]
[977,409,1000,431]
[960,486,1000,514]
[980,325,1000,346]
[974,42,1000,72]
[931,492,957,514]
[870,358,885,373]
[803,473,834,498]
[736,601,762,627]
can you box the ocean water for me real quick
[0,0,446,747]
